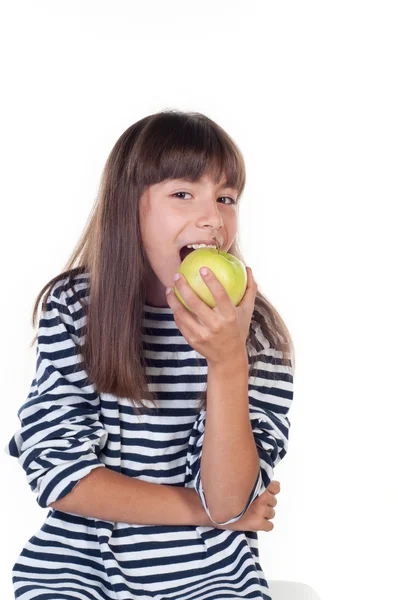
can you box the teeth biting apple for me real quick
[179,242,218,262]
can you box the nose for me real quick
[197,199,224,231]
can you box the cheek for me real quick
[140,218,164,250]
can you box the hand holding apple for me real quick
[174,245,247,313]
[165,256,257,366]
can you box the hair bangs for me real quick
[134,111,245,198]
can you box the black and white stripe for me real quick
[5,273,294,600]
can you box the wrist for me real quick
[207,350,248,373]
[186,488,225,528]
[185,488,213,527]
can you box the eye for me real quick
[172,192,236,205]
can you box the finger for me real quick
[173,272,221,326]
[166,286,207,338]
[199,267,236,316]
[238,266,258,308]
[264,520,274,532]
[268,480,281,492]
[268,486,280,498]
[247,267,258,298]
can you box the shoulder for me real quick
[48,271,90,311]
[42,271,91,340]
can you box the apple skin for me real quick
[174,247,247,312]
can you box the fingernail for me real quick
[200,267,208,276]
[165,287,172,295]
[173,273,180,282]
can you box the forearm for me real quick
[201,352,260,523]
[49,465,209,526]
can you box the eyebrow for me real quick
[170,179,238,191]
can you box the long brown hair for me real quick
[29,109,295,415]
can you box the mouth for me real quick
[178,243,222,263]
[179,246,195,262]
[178,239,221,263]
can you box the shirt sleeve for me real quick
[4,280,108,509]
[185,327,294,526]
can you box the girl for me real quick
[5,109,295,600]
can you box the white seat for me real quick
[267,580,322,600]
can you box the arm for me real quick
[5,279,216,527]
[5,283,109,509]
[187,325,294,526]
[5,280,209,529]
[50,466,210,526]
[201,352,260,523]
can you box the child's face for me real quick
[139,173,238,307]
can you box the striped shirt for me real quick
[5,273,294,600]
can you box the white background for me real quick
[1,1,397,599]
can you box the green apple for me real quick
[174,247,247,312]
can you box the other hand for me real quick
[215,480,281,532]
